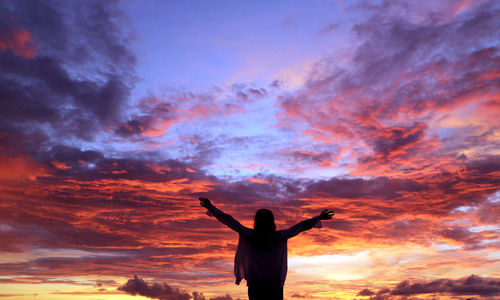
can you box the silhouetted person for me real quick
[199,197,334,300]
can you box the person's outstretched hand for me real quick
[320,209,335,220]
[199,197,211,208]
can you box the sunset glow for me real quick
[1,0,499,299]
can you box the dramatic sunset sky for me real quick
[1,0,499,299]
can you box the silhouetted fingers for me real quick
[320,209,335,219]
[198,197,211,208]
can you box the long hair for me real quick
[254,209,276,237]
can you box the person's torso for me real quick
[243,231,287,286]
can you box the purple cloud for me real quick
[118,276,237,300]
[391,274,500,296]
[0,0,136,141]
[118,275,191,300]
[358,275,500,298]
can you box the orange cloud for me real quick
[0,155,47,181]
[0,28,37,59]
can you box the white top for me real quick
[206,205,322,287]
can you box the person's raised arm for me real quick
[281,209,334,239]
[199,197,249,234]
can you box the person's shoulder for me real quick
[239,227,253,237]
[274,230,287,241]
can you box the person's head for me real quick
[254,209,276,234]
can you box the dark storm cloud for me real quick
[391,274,500,296]
[0,0,136,140]
[118,275,191,300]
[358,275,500,299]
[118,276,237,300]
